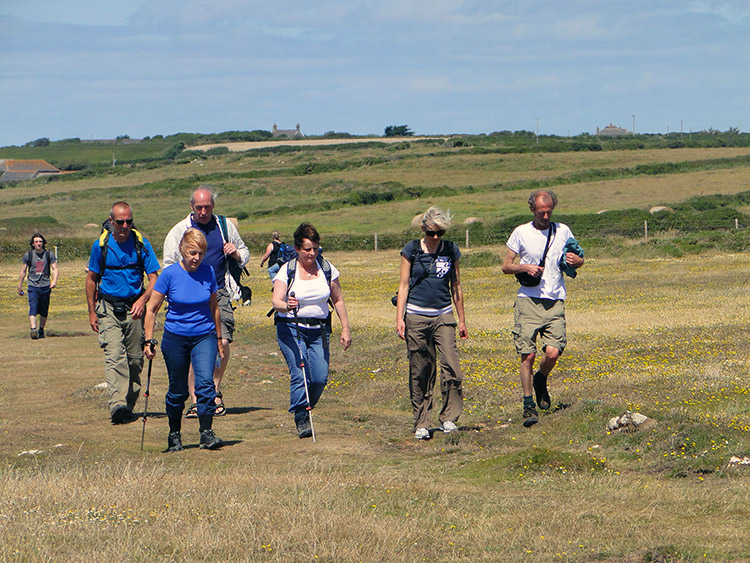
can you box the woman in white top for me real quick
[271,223,351,438]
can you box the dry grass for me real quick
[1,249,748,562]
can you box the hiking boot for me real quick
[199,428,223,450]
[522,407,539,428]
[533,370,551,410]
[111,406,137,425]
[414,427,431,440]
[441,421,459,434]
[167,431,184,452]
[37,328,45,339]
[295,410,313,439]
[30,328,38,340]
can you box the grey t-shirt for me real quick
[23,250,56,288]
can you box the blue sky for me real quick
[1,1,748,146]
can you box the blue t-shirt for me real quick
[88,233,160,299]
[154,262,218,336]
[191,216,226,289]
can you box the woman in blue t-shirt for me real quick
[396,206,467,441]
[144,228,224,452]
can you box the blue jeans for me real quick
[28,286,51,317]
[276,321,329,414]
[161,330,217,419]
[267,263,281,281]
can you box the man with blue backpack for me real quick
[163,186,250,417]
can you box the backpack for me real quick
[96,219,146,290]
[216,215,252,306]
[276,242,295,266]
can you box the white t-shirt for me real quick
[273,261,340,320]
[506,221,573,300]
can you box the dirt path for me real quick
[189,136,446,152]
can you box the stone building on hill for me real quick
[596,124,631,137]
[0,159,61,183]
[272,123,304,139]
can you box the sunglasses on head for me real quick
[114,218,134,226]
[425,229,445,237]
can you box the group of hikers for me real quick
[18,186,584,450]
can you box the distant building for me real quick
[596,124,631,137]
[0,159,61,183]
[272,123,304,139]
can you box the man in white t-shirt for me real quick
[502,189,584,428]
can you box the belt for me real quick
[274,315,330,327]
[99,293,140,306]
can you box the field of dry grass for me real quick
[1,247,748,562]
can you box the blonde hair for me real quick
[420,206,454,230]
[179,228,207,257]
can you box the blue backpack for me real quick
[276,242,296,265]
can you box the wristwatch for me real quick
[145,339,158,348]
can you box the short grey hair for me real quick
[190,185,217,205]
[420,205,454,230]
[528,189,558,210]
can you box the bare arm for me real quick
[330,278,351,350]
[17,263,28,295]
[396,255,411,340]
[450,261,468,339]
[131,272,159,320]
[143,290,165,360]
[272,279,296,312]
[259,242,274,267]
[50,262,59,289]
[209,292,225,360]
[85,270,99,332]
[501,248,543,278]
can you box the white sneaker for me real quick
[414,427,431,440]
[441,421,459,433]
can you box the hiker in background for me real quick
[271,223,351,438]
[163,185,250,418]
[18,232,58,339]
[85,202,160,424]
[144,228,224,451]
[501,189,584,428]
[259,230,285,280]
[396,206,467,440]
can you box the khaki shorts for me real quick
[216,287,235,342]
[512,296,566,355]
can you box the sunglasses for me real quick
[424,229,445,237]
[114,218,134,226]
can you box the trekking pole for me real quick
[140,340,156,451]
[290,291,316,442]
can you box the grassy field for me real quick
[2,144,750,250]
[1,247,748,562]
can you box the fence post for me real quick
[465,229,469,249]
[644,220,648,240]
[374,233,378,252]
[736,218,739,230]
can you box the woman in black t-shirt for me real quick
[396,206,467,440]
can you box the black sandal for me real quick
[185,403,198,418]
[214,392,226,416]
